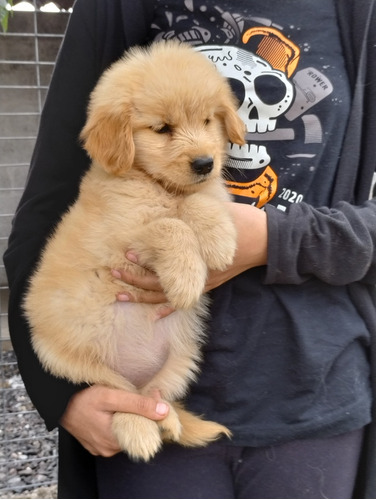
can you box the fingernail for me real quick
[156,402,169,416]
[111,269,121,279]
[126,252,138,264]
[117,293,130,302]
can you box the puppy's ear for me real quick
[80,106,135,176]
[219,94,246,146]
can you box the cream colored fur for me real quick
[24,41,245,461]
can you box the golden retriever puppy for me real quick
[24,41,245,461]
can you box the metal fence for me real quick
[0,2,73,495]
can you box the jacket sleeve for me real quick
[3,0,155,432]
[265,199,376,286]
[3,0,105,431]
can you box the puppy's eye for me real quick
[204,119,210,126]
[155,124,172,134]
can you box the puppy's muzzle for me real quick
[191,156,214,176]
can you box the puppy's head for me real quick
[80,41,245,191]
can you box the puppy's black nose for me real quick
[191,156,214,176]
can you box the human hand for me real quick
[112,202,267,312]
[60,385,169,457]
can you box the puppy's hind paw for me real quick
[158,404,182,442]
[112,412,162,462]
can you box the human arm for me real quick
[113,203,268,304]
[112,202,267,305]
[265,199,376,285]
[112,197,376,303]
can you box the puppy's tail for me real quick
[162,402,232,447]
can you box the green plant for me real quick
[1,0,14,32]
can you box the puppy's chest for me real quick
[114,181,183,221]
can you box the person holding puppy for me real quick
[3,0,376,498]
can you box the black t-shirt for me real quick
[147,0,372,446]
[151,0,351,209]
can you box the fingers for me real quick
[116,287,168,305]
[111,252,163,294]
[155,304,175,319]
[97,386,169,419]
[111,252,173,310]
[112,268,163,293]
[115,282,175,316]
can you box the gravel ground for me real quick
[0,350,58,498]
[0,485,57,499]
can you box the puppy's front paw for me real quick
[179,194,237,271]
[112,412,162,462]
[200,216,237,271]
[132,217,207,310]
[162,256,207,310]
[203,235,237,271]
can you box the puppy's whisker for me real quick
[222,164,247,182]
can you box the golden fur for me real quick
[24,41,245,461]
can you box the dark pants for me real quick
[95,428,363,499]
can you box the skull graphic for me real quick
[197,45,295,168]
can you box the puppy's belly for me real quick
[109,302,172,389]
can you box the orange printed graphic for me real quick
[242,27,300,77]
[225,166,278,208]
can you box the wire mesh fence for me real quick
[0,2,73,496]
[0,349,58,497]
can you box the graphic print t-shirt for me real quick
[151,0,351,210]
[148,0,372,446]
